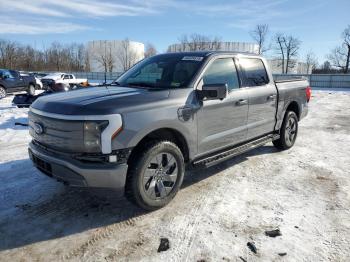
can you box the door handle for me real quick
[267,94,277,100]
[235,99,248,106]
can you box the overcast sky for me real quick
[0,0,349,63]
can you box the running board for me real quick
[193,134,280,168]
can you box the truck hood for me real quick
[31,86,171,115]
[42,74,62,81]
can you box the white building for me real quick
[87,40,144,72]
[167,42,259,54]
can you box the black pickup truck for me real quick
[28,51,311,210]
[0,69,36,98]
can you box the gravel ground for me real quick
[0,90,349,261]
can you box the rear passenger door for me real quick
[196,57,249,155]
[238,57,277,140]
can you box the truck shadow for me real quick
[0,117,28,130]
[0,145,278,252]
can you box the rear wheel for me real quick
[125,141,185,210]
[27,84,35,96]
[273,111,298,150]
[0,87,6,99]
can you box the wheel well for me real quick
[286,101,300,120]
[128,128,190,164]
[29,82,36,87]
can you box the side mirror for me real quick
[199,84,227,101]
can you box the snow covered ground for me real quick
[0,90,349,261]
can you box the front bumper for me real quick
[28,142,128,194]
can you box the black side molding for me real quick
[193,133,280,168]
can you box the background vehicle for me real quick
[28,51,310,210]
[0,69,36,98]
[20,72,44,90]
[41,73,87,89]
[12,82,88,108]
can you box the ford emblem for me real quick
[34,122,44,135]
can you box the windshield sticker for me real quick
[182,56,204,61]
[171,82,180,87]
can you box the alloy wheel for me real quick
[285,117,297,145]
[143,153,178,200]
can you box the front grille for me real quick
[29,111,85,153]
[41,79,54,89]
[29,151,52,177]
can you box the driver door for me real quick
[196,57,249,156]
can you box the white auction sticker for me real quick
[182,56,204,61]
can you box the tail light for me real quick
[306,86,311,102]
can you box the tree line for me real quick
[0,40,89,72]
[249,24,350,74]
[1,24,349,74]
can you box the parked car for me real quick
[0,69,36,98]
[20,72,44,90]
[28,51,311,210]
[40,73,87,89]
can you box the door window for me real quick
[9,70,18,78]
[0,70,13,79]
[239,58,269,87]
[202,58,240,92]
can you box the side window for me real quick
[0,70,12,79]
[202,58,239,92]
[239,58,269,87]
[9,70,18,78]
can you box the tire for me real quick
[0,87,6,99]
[125,141,185,210]
[273,111,298,150]
[27,84,36,96]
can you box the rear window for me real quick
[239,58,269,86]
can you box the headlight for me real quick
[83,121,108,152]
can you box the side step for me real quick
[193,134,280,168]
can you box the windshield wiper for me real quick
[104,81,121,86]
[126,82,155,88]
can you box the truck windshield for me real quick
[116,55,205,89]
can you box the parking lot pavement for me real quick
[0,90,349,261]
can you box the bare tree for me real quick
[144,43,157,58]
[327,25,350,73]
[274,33,286,73]
[284,36,301,73]
[305,51,318,73]
[274,33,301,73]
[0,39,19,69]
[171,34,222,52]
[118,38,139,71]
[93,41,115,73]
[250,24,269,54]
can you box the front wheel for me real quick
[27,84,36,96]
[273,111,298,150]
[0,87,6,99]
[125,141,185,210]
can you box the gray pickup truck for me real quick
[28,51,311,210]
